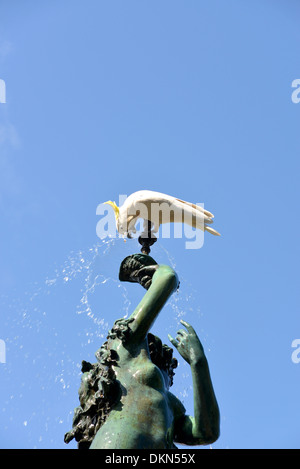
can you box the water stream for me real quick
[0,237,210,448]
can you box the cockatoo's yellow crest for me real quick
[104,200,120,220]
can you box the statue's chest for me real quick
[130,361,165,389]
[116,356,166,392]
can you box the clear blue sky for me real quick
[0,0,299,449]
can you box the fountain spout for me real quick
[138,220,157,255]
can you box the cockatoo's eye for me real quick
[119,224,127,236]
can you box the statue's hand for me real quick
[136,264,159,289]
[119,253,158,290]
[168,320,205,366]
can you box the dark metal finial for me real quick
[138,220,157,255]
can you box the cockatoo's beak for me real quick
[104,201,120,220]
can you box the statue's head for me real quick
[103,200,136,237]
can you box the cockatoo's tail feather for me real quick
[204,226,221,236]
[104,201,119,219]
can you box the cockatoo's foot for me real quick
[119,253,158,290]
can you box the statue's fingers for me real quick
[176,329,188,338]
[176,333,187,348]
[139,265,158,276]
[168,334,178,349]
[180,319,196,334]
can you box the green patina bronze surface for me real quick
[64,253,220,449]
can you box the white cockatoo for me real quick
[104,190,220,238]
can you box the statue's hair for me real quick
[147,332,177,387]
[64,318,178,449]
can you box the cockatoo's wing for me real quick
[123,190,174,206]
[173,198,220,235]
[170,198,220,235]
[175,198,214,219]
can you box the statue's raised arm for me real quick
[65,253,219,449]
[118,253,179,343]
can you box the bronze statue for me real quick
[64,253,220,449]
